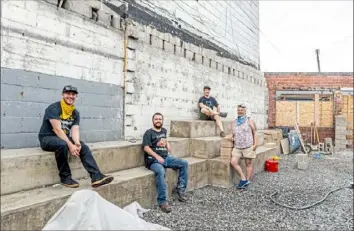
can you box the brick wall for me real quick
[265,72,354,128]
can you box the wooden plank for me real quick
[296,101,300,125]
[314,94,319,126]
[295,122,308,155]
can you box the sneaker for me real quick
[219,112,228,118]
[220,131,226,137]
[91,175,114,188]
[61,178,80,188]
[176,191,187,202]
[159,202,172,213]
[236,180,250,189]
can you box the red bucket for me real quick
[265,158,279,172]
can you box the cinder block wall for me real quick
[106,0,268,139]
[1,0,124,148]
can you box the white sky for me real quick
[259,0,353,72]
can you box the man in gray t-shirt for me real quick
[198,85,228,137]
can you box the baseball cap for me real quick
[203,85,211,90]
[237,103,247,109]
[62,85,78,94]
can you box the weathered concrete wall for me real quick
[104,0,266,139]
[0,0,124,148]
[123,21,267,138]
[115,0,260,68]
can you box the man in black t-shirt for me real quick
[38,85,114,188]
[198,85,228,137]
[142,112,189,213]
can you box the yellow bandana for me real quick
[60,99,75,120]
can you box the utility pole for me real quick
[315,49,321,72]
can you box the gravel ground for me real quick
[144,150,353,230]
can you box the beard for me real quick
[153,122,163,129]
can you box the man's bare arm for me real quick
[166,142,172,153]
[199,103,212,111]
[143,146,162,159]
[71,125,80,145]
[217,105,221,113]
[50,119,73,145]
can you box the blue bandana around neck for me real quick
[237,115,247,125]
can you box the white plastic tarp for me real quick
[42,189,170,230]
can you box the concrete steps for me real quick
[1,119,282,230]
[1,137,189,195]
[1,157,207,231]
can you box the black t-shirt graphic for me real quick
[142,128,169,168]
[38,101,80,139]
[198,96,219,109]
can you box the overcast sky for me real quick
[259,0,353,72]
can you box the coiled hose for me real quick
[270,186,351,210]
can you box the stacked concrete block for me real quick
[220,138,234,159]
[296,154,309,170]
[335,115,348,152]
[324,138,334,154]
[189,137,221,159]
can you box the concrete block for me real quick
[0,138,189,195]
[220,147,232,159]
[43,0,58,6]
[257,131,264,146]
[220,138,234,148]
[63,0,93,18]
[168,137,190,158]
[208,157,235,188]
[164,42,174,53]
[127,39,138,50]
[297,161,309,170]
[190,137,221,159]
[112,15,121,29]
[170,120,216,138]
[335,116,347,125]
[335,134,347,140]
[97,9,112,26]
[0,157,207,230]
[296,154,308,163]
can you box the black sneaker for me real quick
[177,191,187,202]
[219,112,228,118]
[159,202,172,213]
[61,178,79,188]
[91,175,114,188]
[173,188,187,202]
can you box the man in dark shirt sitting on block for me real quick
[198,85,228,137]
[38,85,114,188]
[142,112,189,213]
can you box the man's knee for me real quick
[79,141,90,153]
[56,140,68,150]
[151,164,165,176]
[201,108,210,115]
[181,159,188,168]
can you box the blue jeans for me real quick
[149,155,189,205]
[39,136,103,182]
